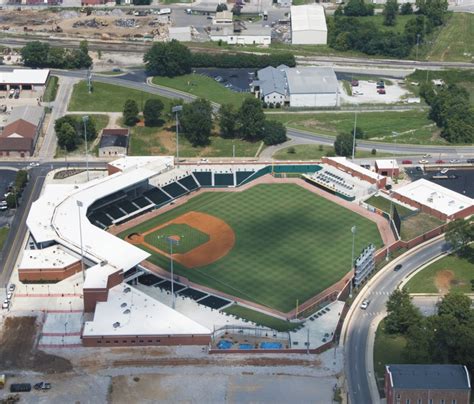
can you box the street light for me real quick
[352,111,357,160]
[77,200,86,283]
[416,33,421,60]
[350,225,356,298]
[172,105,183,167]
[167,236,179,309]
[82,115,90,182]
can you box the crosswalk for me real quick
[368,291,391,296]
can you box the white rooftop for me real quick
[291,4,327,32]
[395,179,473,217]
[376,159,399,170]
[19,245,79,270]
[83,262,121,289]
[326,157,384,181]
[108,156,173,173]
[83,284,211,337]
[0,69,50,85]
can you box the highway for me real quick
[344,237,450,404]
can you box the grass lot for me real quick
[268,111,441,145]
[405,246,474,294]
[364,195,413,217]
[223,305,301,332]
[119,184,382,312]
[129,124,262,158]
[0,226,9,251]
[400,212,444,241]
[69,81,171,112]
[373,319,408,393]
[152,74,250,108]
[358,14,416,34]
[273,145,397,161]
[425,13,474,62]
[55,114,109,157]
[43,75,58,102]
[144,223,210,254]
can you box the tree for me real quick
[400,2,413,14]
[144,40,192,77]
[123,99,139,126]
[383,0,398,26]
[344,0,374,16]
[21,41,50,68]
[445,218,473,254]
[416,0,448,26]
[219,104,238,139]
[238,98,265,141]
[180,98,213,147]
[143,99,164,127]
[334,132,354,157]
[385,289,422,334]
[351,126,365,139]
[437,292,472,323]
[262,120,287,145]
[6,192,18,209]
[216,3,227,11]
[56,122,78,151]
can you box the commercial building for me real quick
[252,66,339,108]
[291,4,327,45]
[98,128,130,157]
[0,69,50,92]
[213,10,233,25]
[385,364,471,404]
[210,25,271,46]
[393,178,474,220]
[375,159,400,177]
[0,105,45,157]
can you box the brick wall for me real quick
[19,261,81,282]
[82,334,211,347]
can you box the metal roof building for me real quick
[291,4,327,45]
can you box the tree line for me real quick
[21,40,92,69]
[5,169,28,209]
[55,115,97,152]
[144,40,296,78]
[420,82,474,144]
[330,0,448,58]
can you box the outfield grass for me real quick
[268,111,441,145]
[69,81,171,112]
[0,226,9,251]
[152,74,250,108]
[144,223,210,254]
[405,246,474,294]
[119,184,382,312]
[373,319,408,393]
[273,145,397,161]
[400,213,444,241]
[223,305,301,332]
[365,195,413,217]
[129,124,262,158]
[43,75,58,102]
[425,13,474,62]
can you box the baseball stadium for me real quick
[24,156,394,349]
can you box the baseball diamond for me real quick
[120,183,383,313]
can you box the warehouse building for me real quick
[0,69,50,92]
[291,4,327,45]
[210,25,271,45]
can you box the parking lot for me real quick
[0,169,16,225]
[339,80,416,105]
[0,88,44,129]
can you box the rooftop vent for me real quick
[121,302,127,308]
[113,322,120,328]
[123,309,130,314]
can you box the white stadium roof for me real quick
[290,4,327,32]
[326,157,384,181]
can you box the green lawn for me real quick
[400,212,444,241]
[223,305,301,332]
[152,74,250,108]
[365,195,413,217]
[358,14,416,34]
[268,111,441,145]
[144,223,209,254]
[68,81,171,112]
[129,124,262,158]
[0,226,9,251]
[119,184,382,312]
[273,144,397,161]
[373,319,408,393]
[43,75,59,102]
[425,13,474,62]
[405,246,474,294]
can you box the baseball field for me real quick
[119,183,383,312]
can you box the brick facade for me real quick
[19,261,81,282]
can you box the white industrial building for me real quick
[210,25,271,46]
[291,4,327,45]
[251,66,339,108]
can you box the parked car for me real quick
[467,158,474,164]
[423,154,432,158]
[8,284,15,292]
[394,264,402,272]
[34,382,51,390]
[441,168,449,174]
[28,162,40,167]
[10,383,31,393]
[2,300,10,309]
[377,88,386,95]
[401,160,412,164]
[449,159,459,163]
[6,292,12,300]
[360,299,370,310]
[351,80,359,87]
[376,80,385,88]
[418,159,429,164]
[435,159,445,164]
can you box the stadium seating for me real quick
[193,171,212,186]
[117,200,137,215]
[214,173,234,186]
[178,175,199,191]
[107,206,126,220]
[143,188,171,206]
[162,182,187,198]
[132,196,152,208]
[178,288,208,301]
[88,211,113,228]
[198,295,230,309]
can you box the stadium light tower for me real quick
[77,200,86,283]
[82,115,90,181]
[351,111,357,160]
[350,225,357,298]
[172,105,183,167]
[167,236,179,309]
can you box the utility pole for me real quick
[167,237,179,309]
[87,68,92,94]
[416,34,421,60]
[82,116,89,182]
[172,106,183,167]
[350,225,356,298]
[352,111,357,160]
[77,200,85,283]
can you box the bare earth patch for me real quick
[434,269,454,294]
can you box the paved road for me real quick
[344,238,450,404]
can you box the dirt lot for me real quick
[0,317,72,373]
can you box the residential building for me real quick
[99,128,130,157]
[385,364,471,404]
[291,4,327,45]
